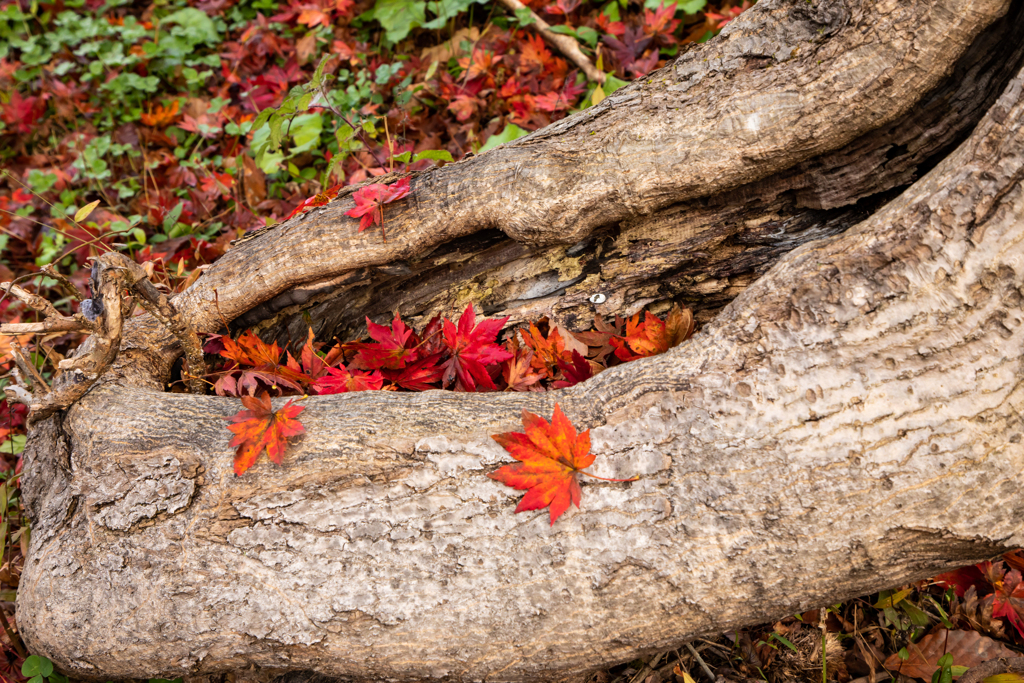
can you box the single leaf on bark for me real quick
[488,403,635,525]
[344,177,411,241]
[286,184,342,220]
[224,392,306,475]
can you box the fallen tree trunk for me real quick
[13,0,1024,679]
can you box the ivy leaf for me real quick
[224,392,305,476]
[488,404,634,525]
[287,184,342,220]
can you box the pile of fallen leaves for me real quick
[206,302,695,473]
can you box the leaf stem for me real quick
[580,471,639,483]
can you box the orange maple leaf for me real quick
[224,392,306,476]
[519,322,572,378]
[611,304,695,361]
[488,403,635,525]
[140,99,180,127]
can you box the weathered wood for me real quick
[13,0,1024,680]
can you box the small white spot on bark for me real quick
[745,112,761,133]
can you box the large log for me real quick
[13,0,1024,680]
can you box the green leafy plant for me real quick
[22,655,67,683]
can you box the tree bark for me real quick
[13,0,1024,680]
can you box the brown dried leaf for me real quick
[883,629,1017,679]
[241,153,267,207]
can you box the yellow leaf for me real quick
[673,663,697,683]
[75,200,100,223]
[592,84,606,106]
[874,588,913,609]
[984,675,1024,683]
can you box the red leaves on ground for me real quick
[140,100,181,127]
[344,177,412,241]
[440,303,513,391]
[489,403,635,525]
[224,392,306,475]
[986,562,1024,640]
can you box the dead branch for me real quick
[102,253,206,394]
[496,0,606,84]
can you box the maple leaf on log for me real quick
[345,177,412,241]
[224,392,305,475]
[488,404,635,525]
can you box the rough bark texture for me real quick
[13,0,1024,680]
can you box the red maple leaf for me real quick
[1,91,46,134]
[383,353,444,391]
[985,562,1024,640]
[140,99,181,127]
[643,2,680,42]
[519,33,553,71]
[501,338,545,392]
[224,392,306,475]
[313,365,384,394]
[519,322,571,378]
[285,327,338,382]
[287,184,342,220]
[570,313,625,365]
[440,303,513,392]
[352,314,418,370]
[553,350,594,389]
[344,177,412,241]
[488,404,635,525]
